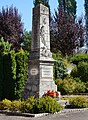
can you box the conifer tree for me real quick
[58,0,77,18]
[85,0,88,46]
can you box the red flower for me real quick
[44,90,59,98]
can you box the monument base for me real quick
[23,59,57,99]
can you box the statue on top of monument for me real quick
[33,0,49,7]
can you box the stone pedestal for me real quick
[23,4,57,99]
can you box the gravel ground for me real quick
[0,109,88,120]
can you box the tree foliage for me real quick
[71,54,88,65]
[84,0,88,46]
[50,7,84,56]
[22,30,32,51]
[58,0,77,18]
[0,5,23,50]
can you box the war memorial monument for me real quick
[24,4,57,99]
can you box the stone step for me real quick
[58,100,69,107]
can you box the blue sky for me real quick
[0,0,85,31]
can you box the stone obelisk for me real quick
[24,4,57,99]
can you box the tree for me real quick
[50,7,84,56]
[85,0,88,47]
[22,30,32,51]
[33,0,49,7]
[58,0,77,18]
[0,5,23,50]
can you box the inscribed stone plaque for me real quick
[30,67,38,76]
[42,66,53,78]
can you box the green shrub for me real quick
[69,96,88,108]
[37,96,63,113]
[71,62,88,82]
[70,66,78,78]
[56,77,77,95]
[71,54,88,65]
[74,81,86,94]
[20,96,37,113]
[0,97,63,113]
[73,78,86,93]
[85,82,88,92]
[9,100,21,112]
[20,96,63,114]
[53,53,67,80]
[77,62,88,82]
[0,99,11,110]
[56,77,86,95]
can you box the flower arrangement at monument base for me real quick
[43,90,59,98]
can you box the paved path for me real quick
[0,110,88,120]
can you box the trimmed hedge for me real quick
[0,49,28,100]
[0,51,16,100]
[0,54,3,100]
[15,49,28,99]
